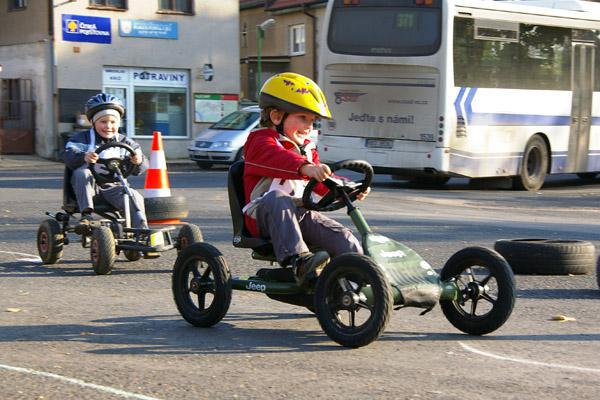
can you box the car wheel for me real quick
[513,135,548,191]
[196,161,213,170]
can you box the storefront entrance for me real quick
[103,67,189,139]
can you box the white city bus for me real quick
[317,0,600,190]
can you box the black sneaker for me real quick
[74,213,93,235]
[293,251,330,287]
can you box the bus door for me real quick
[567,41,595,172]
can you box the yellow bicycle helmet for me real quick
[259,72,332,119]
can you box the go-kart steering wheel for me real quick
[302,159,373,212]
[89,142,136,186]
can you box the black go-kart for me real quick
[172,160,516,348]
[37,142,203,275]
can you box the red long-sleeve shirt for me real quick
[243,127,326,237]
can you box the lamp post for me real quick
[256,18,275,96]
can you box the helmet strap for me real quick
[275,112,288,136]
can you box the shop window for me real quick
[8,0,27,11]
[158,0,192,14]
[89,0,127,9]
[290,24,305,56]
[134,87,187,137]
[58,89,101,124]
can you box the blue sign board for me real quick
[62,14,111,44]
[119,20,178,40]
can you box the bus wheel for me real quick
[513,135,548,191]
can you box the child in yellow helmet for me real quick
[242,73,370,286]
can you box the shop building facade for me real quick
[0,0,239,159]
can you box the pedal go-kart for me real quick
[37,142,202,275]
[172,160,516,348]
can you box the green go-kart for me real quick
[172,160,516,348]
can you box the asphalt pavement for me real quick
[0,154,196,171]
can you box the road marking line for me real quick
[459,342,600,374]
[0,250,42,263]
[0,363,162,400]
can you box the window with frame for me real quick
[89,0,127,9]
[454,17,573,90]
[242,23,248,48]
[158,0,192,14]
[290,24,305,56]
[8,0,27,11]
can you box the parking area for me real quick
[0,162,599,399]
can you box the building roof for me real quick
[266,0,327,10]
[239,0,265,10]
[240,0,327,11]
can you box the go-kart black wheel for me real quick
[90,142,136,186]
[314,253,393,348]
[172,242,232,327]
[37,219,64,264]
[123,250,142,262]
[91,226,116,275]
[302,159,373,212]
[440,247,516,335]
[177,223,203,254]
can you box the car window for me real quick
[210,111,259,130]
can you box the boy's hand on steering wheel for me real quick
[300,163,331,182]
[84,151,99,164]
[357,186,371,201]
[131,152,143,165]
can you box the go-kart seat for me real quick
[62,166,121,216]
[227,161,274,256]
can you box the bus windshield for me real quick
[328,0,442,57]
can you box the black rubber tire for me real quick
[37,219,64,264]
[577,172,598,180]
[314,253,393,348]
[196,161,213,170]
[177,223,203,254]
[172,242,232,327]
[123,250,142,262]
[234,149,244,162]
[494,239,596,275]
[91,226,116,275]
[513,135,548,191]
[145,195,189,221]
[440,247,516,335]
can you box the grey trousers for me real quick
[71,165,147,228]
[255,190,363,266]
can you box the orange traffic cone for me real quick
[145,131,171,198]
[144,131,185,224]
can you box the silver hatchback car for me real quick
[188,106,260,169]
